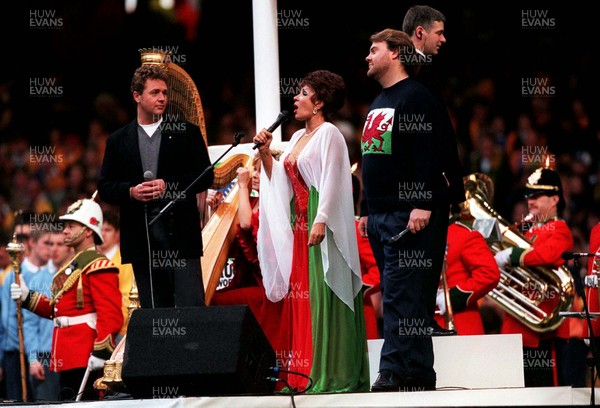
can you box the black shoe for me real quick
[429,320,457,336]
[371,370,436,392]
[430,326,457,336]
[371,370,402,392]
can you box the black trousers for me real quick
[367,208,446,383]
[134,205,206,308]
[132,257,205,308]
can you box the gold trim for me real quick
[519,248,533,267]
[94,334,116,354]
[525,183,559,191]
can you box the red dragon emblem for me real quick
[362,111,391,153]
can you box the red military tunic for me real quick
[500,218,574,347]
[586,222,600,335]
[24,248,123,372]
[355,220,381,339]
[434,221,500,335]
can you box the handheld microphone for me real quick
[388,227,411,245]
[144,170,155,181]
[252,110,291,149]
[562,251,595,261]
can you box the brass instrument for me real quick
[590,244,600,312]
[463,173,574,333]
[440,243,456,331]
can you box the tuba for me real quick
[462,173,574,333]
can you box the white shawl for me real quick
[258,122,362,311]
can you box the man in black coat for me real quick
[403,5,466,336]
[98,64,213,308]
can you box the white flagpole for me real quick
[252,0,282,143]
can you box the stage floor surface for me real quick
[2,386,600,408]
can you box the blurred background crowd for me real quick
[0,0,598,259]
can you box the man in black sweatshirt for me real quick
[359,28,448,393]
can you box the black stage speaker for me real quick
[121,305,276,398]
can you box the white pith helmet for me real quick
[59,198,104,244]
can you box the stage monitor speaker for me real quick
[121,305,277,398]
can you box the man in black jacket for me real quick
[403,5,466,336]
[98,65,213,308]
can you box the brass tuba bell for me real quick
[462,173,574,333]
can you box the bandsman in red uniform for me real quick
[585,222,600,336]
[494,167,574,387]
[434,214,500,335]
[11,198,123,400]
[583,221,600,387]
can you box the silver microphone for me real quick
[144,170,155,181]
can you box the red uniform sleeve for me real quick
[355,221,380,288]
[25,292,54,319]
[521,221,574,267]
[585,223,600,320]
[88,270,123,360]
[454,229,500,306]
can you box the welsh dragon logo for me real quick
[362,109,393,154]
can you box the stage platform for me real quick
[2,387,599,407]
[3,336,597,407]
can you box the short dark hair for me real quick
[103,210,120,230]
[130,65,169,95]
[402,5,446,36]
[300,70,346,120]
[370,29,419,77]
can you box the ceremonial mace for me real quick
[6,213,28,402]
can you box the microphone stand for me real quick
[149,132,245,226]
[570,257,599,406]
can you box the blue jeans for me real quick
[367,209,446,383]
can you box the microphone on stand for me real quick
[252,110,291,150]
[143,170,156,308]
[150,131,245,227]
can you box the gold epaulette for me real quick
[86,258,119,275]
